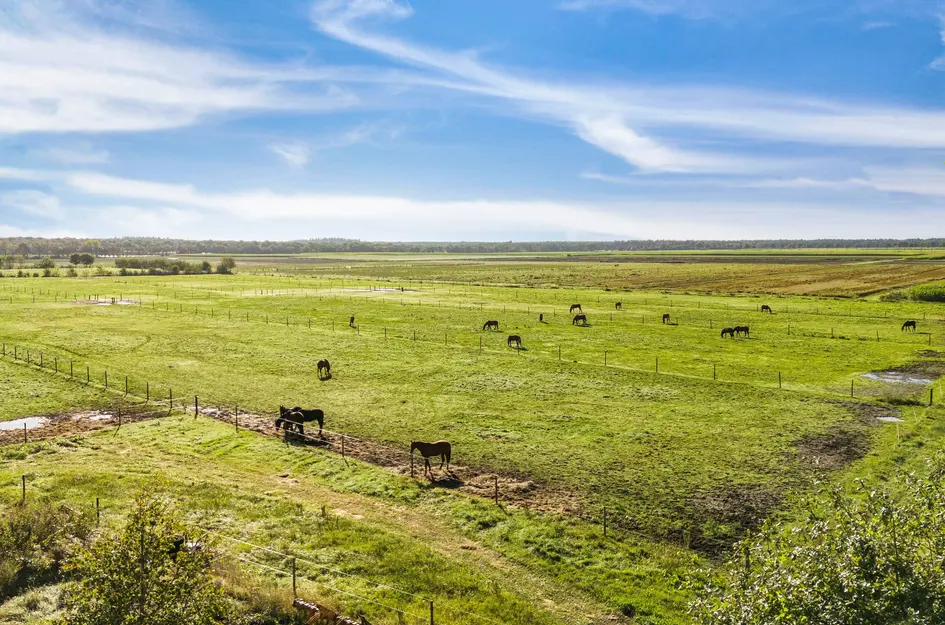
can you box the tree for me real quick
[200,260,212,273]
[693,455,945,625]
[36,257,56,269]
[63,497,227,625]
[78,253,95,267]
[70,253,81,266]
[216,257,236,274]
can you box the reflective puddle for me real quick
[0,416,49,431]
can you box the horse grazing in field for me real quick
[572,313,588,326]
[662,313,670,324]
[735,325,750,337]
[569,304,582,313]
[507,335,522,349]
[410,440,452,475]
[483,320,499,331]
[349,316,356,328]
[539,313,544,323]
[615,302,622,310]
[316,359,331,379]
[761,304,772,314]
[720,327,735,338]
[902,320,917,332]
[284,405,325,435]
[275,408,305,435]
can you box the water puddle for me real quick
[0,416,49,431]
[861,371,934,385]
[876,416,905,423]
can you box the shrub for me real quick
[693,456,945,624]
[0,503,94,601]
[62,497,228,625]
[66,267,78,277]
[910,284,945,303]
[216,257,236,274]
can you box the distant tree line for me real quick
[115,256,235,275]
[2,237,945,257]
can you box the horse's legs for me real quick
[439,454,445,469]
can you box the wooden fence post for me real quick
[104,371,108,389]
[656,357,659,373]
[21,475,26,504]
[96,498,100,525]
[494,475,499,505]
[714,363,717,380]
[169,389,173,415]
[292,558,297,597]
[429,600,435,625]
[851,379,854,398]
[778,372,782,389]
[195,396,199,418]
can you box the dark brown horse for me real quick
[761,304,772,313]
[662,313,670,324]
[283,405,325,435]
[721,327,735,338]
[569,304,582,313]
[735,325,750,337]
[317,359,331,379]
[275,408,305,434]
[349,316,355,328]
[410,441,451,475]
[615,302,622,310]
[572,313,588,326]
[482,320,499,331]
[902,320,917,332]
[507,335,522,349]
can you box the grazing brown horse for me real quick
[735,325,750,337]
[275,409,305,434]
[317,359,331,379]
[349,316,356,328]
[572,313,588,326]
[615,302,622,310]
[410,441,452,475]
[662,313,670,324]
[539,313,544,323]
[283,405,325,435]
[902,320,917,332]
[507,335,522,349]
[761,304,772,313]
[720,327,735,338]
[482,320,499,331]
[569,304,582,313]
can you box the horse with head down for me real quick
[720,327,735,338]
[282,405,325,435]
[569,304,582,313]
[482,320,499,331]
[275,407,305,435]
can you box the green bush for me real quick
[910,284,945,302]
[0,503,93,601]
[693,456,945,624]
[62,497,228,625]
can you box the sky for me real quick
[1,0,945,241]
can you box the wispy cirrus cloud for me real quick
[0,0,360,134]
[0,189,64,220]
[309,0,945,178]
[29,145,111,165]
[268,142,311,168]
[557,0,720,18]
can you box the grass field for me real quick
[3,257,945,623]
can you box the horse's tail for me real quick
[444,443,452,465]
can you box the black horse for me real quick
[902,320,917,332]
[482,320,499,331]
[735,325,750,337]
[508,335,522,349]
[317,359,331,379]
[282,405,325,435]
[569,304,582,313]
[662,313,670,324]
[761,304,772,313]
[539,313,544,323]
[615,302,622,310]
[721,327,735,338]
[349,316,356,328]
[572,313,588,326]
[275,408,305,434]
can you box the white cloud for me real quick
[268,142,311,168]
[0,189,64,219]
[309,0,945,178]
[0,0,360,134]
[30,145,111,165]
[865,166,945,196]
[557,0,718,18]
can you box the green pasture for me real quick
[2,276,943,543]
[0,416,695,625]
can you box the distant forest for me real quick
[1,237,944,256]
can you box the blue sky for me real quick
[1,0,945,241]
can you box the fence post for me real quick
[23,422,27,445]
[21,475,26,504]
[494,475,499,505]
[931,388,934,406]
[55,357,58,373]
[604,350,607,366]
[292,558,297,597]
[96,498,100,525]
[146,382,149,401]
[656,357,659,373]
[125,376,129,395]
[714,363,717,380]
[87,366,90,384]
[603,507,608,537]
[778,372,782,389]
[341,435,345,460]
[195,396,198,418]
[429,600,435,625]
[851,379,854,398]
[169,389,173,416]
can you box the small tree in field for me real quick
[69,253,81,266]
[216,257,236,274]
[693,455,945,625]
[78,253,95,267]
[63,497,227,625]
